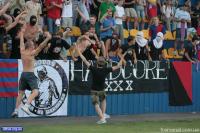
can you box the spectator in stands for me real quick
[124,0,138,30]
[24,15,42,41]
[191,1,200,29]
[106,33,121,59]
[149,32,165,61]
[171,0,178,31]
[76,0,90,26]
[76,44,124,124]
[182,35,199,63]
[115,0,125,45]
[87,25,106,58]
[118,36,137,65]
[136,0,147,30]
[147,0,157,20]
[0,9,27,59]
[63,27,72,45]
[82,14,100,37]
[174,4,191,55]
[9,12,27,59]
[45,31,70,61]
[25,0,42,24]
[69,35,95,61]
[81,28,102,60]
[100,8,116,58]
[98,0,116,21]
[135,31,151,60]
[162,0,174,32]
[61,0,73,28]
[149,17,166,41]
[9,0,25,15]
[90,0,102,19]
[45,0,62,34]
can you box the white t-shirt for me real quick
[62,3,73,18]
[175,9,191,28]
[162,5,173,18]
[115,5,125,25]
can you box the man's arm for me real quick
[33,32,52,56]
[112,51,127,71]
[20,26,26,51]
[6,11,27,32]
[76,7,88,22]
[51,1,62,9]
[184,52,195,63]
[76,45,91,68]
[132,49,137,64]
[0,2,11,16]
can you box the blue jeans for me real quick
[47,17,58,34]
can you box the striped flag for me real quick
[0,59,18,97]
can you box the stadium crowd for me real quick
[0,0,200,63]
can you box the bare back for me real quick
[73,40,91,58]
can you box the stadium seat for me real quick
[164,31,175,40]
[142,30,149,39]
[163,49,173,59]
[71,26,81,36]
[130,29,138,37]
[173,31,176,39]
[168,48,183,59]
[123,29,129,39]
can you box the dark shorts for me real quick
[19,72,38,91]
[176,28,187,41]
[102,36,112,43]
[91,90,106,105]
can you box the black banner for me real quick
[68,60,169,95]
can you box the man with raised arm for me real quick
[11,26,52,117]
[76,45,125,124]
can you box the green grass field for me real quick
[22,119,200,133]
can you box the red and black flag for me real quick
[169,61,192,106]
[0,59,18,97]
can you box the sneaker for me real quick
[96,119,107,124]
[21,105,31,115]
[11,111,18,118]
[104,113,110,119]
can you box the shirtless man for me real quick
[11,26,52,117]
[69,35,96,61]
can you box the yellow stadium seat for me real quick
[173,31,176,39]
[71,26,81,36]
[168,48,175,57]
[130,29,138,37]
[162,49,173,59]
[168,48,183,59]
[142,30,149,39]
[123,29,129,39]
[130,29,149,39]
[164,31,175,40]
